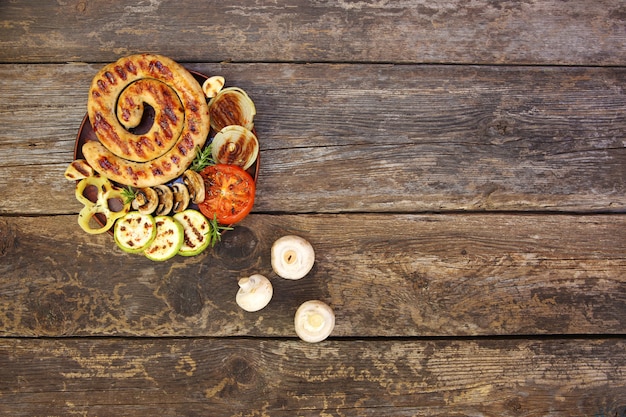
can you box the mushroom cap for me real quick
[132,187,159,214]
[202,75,225,99]
[236,274,273,312]
[294,300,335,343]
[154,184,174,216]
[171,182,190,213]
[182,170,206,204]
[271,235,315,280]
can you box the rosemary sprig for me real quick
[208,214,234,247]
[121,186,137,205]
[190,143,215,172]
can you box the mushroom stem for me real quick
[283,249,298,264]
[236,274,273,312]
[294,300,335,343]
[271,235,315,280]
[238,276,255,292]
[303,311,325,331]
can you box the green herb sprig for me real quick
[208,214,234,247]
[121,186,137,205]
[190,144,215,172]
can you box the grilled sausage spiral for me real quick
[83,54,210,187]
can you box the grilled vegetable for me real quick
[211,125,259,170]
[64,159,94,181]
[171,183,190,213]
[154,185,174,216]
[144,216,184,261]
[76,175,130,234]
[131,187,159,214]
[173,209,212,256]
[202,76,225,98]
[198,164,256,225]
[114,212,157,253]
[182,169,206,203]
[208,87,256,132]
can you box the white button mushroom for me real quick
[294,300,335,343]
[271,235,315,280]
[235,274,273,312]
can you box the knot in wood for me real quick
[213,226,259,266]
[227,356,257,386]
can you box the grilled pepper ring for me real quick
[75,175,130,234]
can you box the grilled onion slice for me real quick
[208,87,256,132]
[211,125,259,170]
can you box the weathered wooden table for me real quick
[1,1,625,415]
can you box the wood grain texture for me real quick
[1,0,625,65]
[3,1,626,414]
[1,337,624,416]
[1,63,624,215]
[1,213,624,338]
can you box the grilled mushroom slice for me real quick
[132,187,159,214]
[171,183,190,213]
[182,170,206,204]
[202,76,225,99]
[64,159,94,181]
[154,185,174,216]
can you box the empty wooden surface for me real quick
[1,0,625,416]
[1,0,625,65]
[1,338,624,416]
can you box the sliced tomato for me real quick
[198,164,255,225]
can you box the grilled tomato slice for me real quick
[198,164,255,225]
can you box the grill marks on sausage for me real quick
[125,60,137,75]
[149,59,174,81]
[154,88,182,142]
[96,79,108,93]
[97,156,121,176]
[104,71,117,85]
[125,165,141,182]
[187,119,197,134]
[151,166,164,177]
[115,65,128,81]
[134,136,155,158]
[92,112,130,156]
[108,78,185,161]
[85,54,210,187]
[176,133,196,157]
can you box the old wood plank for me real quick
[1,0,625,65]
[0,337,624,416]
[1,213,624,337]
[1,63,625,215]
